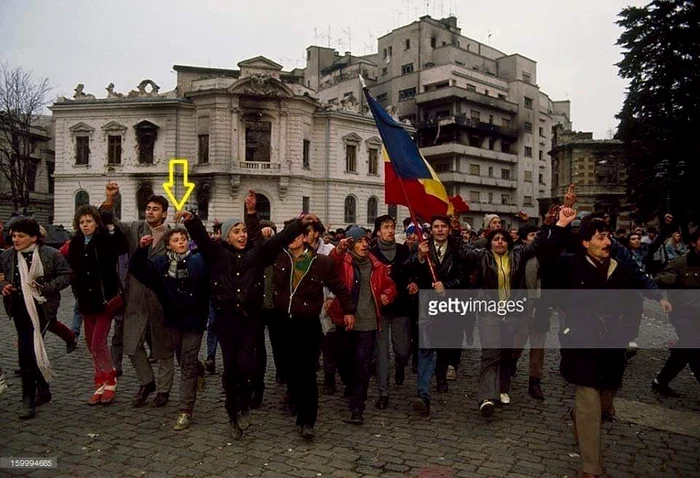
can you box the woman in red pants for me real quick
[66,206,129,404]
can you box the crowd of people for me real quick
[1,181,699,478]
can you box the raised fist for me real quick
[106,181,120,199]
[245,189,256,213]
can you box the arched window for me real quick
[367,196,378,224]
[255,193,270,221]
[75,190,90,213]
[136,183,154,220]
[344,196,356,224]
[388,204,398,220]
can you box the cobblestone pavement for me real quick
[1,293,699,478]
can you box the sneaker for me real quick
[651,378,681,398]
[173,412,192,431]
[152,392,169,408]
[204,358,216,375]
[499,393,511,405]
[0,369,7,396]
[345,412,364,425]
[196,371,206,394]
[101,370,117,404]
[413,397,430,416]
[479,399,495,418]
[446,365,457,381]
[237,410,251,430]
[300,424,315,439]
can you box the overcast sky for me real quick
[1,0,644,138]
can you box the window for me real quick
[502,142,512,154]
[368,148,379,175]
[501,169,511,180]
[522,72,532,84]
[430,37,436,48]
[469,135,481,147]
[47,161,55,194]
[367,197,378,224]
[303,140,310,169]
[345,144,357,172]
[343,92,353,97]
[501,194,511,205]
[405,39,411,50]
[26,159,39,191]
[524,97,533,109]
[488,192,493,204]
[539,150,544,160]
[302,196,310,214]
[383,48,387,58]
[539,173,544,184]
[524,146,533,157]
[75,190,90,213]
[470,164,480,175]
[501,118,511,128]
[488,166,494,177]
[466,84,476,92]
[484,89,490,96]
[136,183,154,220]
[524,171,533,182]
[524,122,533,133]
[469,191,480,203]
[245,121,271,162]
[539,126,545,137]
[398,88,416,101]
[196,183,210,221]
[198,134,209,164]
[382,67,388,76]
[75,136,90,165]
[488,139,495,151]
[388,204,397,219]
[388,46,393,57]
[401,63,414,75]
[254,194,271,220]
[498,94,507,100]
[471,110,480,121]
[135,121,158,164]
[488,115,494,124]
[344,196,356,223]
[435,109,450,118]
[376,93,388,102]
[108,135,122,165]
[524,196,534,206]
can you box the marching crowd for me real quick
[1,181,699,478]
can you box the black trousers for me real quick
[253,309,287,397]
[215,307,258,422]
[337,328,377,414]
[12,302,49,405]
[285,318,321,427]
[657,348,700,386]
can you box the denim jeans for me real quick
[376,315,411,397]
[206,300,217,361]
[71,300,83,337]
[417,348,436,401]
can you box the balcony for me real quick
[421,142,518,164]
[417,115,519,139]
[238,161,282,173]
[439,172,517,189]
[415,86,518,114]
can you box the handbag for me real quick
[95,245,125,318]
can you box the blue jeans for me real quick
[417,348,436,401]
[71,300,83,337]
[206,300,217,361]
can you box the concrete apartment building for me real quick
[545,128,631,229]
[308,15,572,228]
[51,58,390,230]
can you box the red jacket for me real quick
[327,248,397,328]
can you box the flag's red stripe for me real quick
[384,162,450,220]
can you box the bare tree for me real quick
[0,63,51,212]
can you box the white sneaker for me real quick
[0,369,6,396]
[446,365,457,381]
[628,341,638,349]
[499,393,511,404]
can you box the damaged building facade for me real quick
[51,58,389,229]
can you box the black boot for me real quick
[528,377,544,400]
[19,397,36,420]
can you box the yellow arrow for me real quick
[162,158,195,211]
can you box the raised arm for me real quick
[98,181,131,238]
[177,211,221,264]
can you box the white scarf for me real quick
[16,244,54,382]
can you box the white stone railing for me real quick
[238,161,281,171]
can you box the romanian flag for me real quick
[363,87,468,220]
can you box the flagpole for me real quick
[360,76,438,284]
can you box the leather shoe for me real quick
[375,396,389,409]
[395,367,405,386]
[132,381,156,407]
[413,397,430,416]
[152,392,169,407]
[300,424,315,439]
[528,377,544,400]
[20,397,36,419]
[345,412,364,425]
